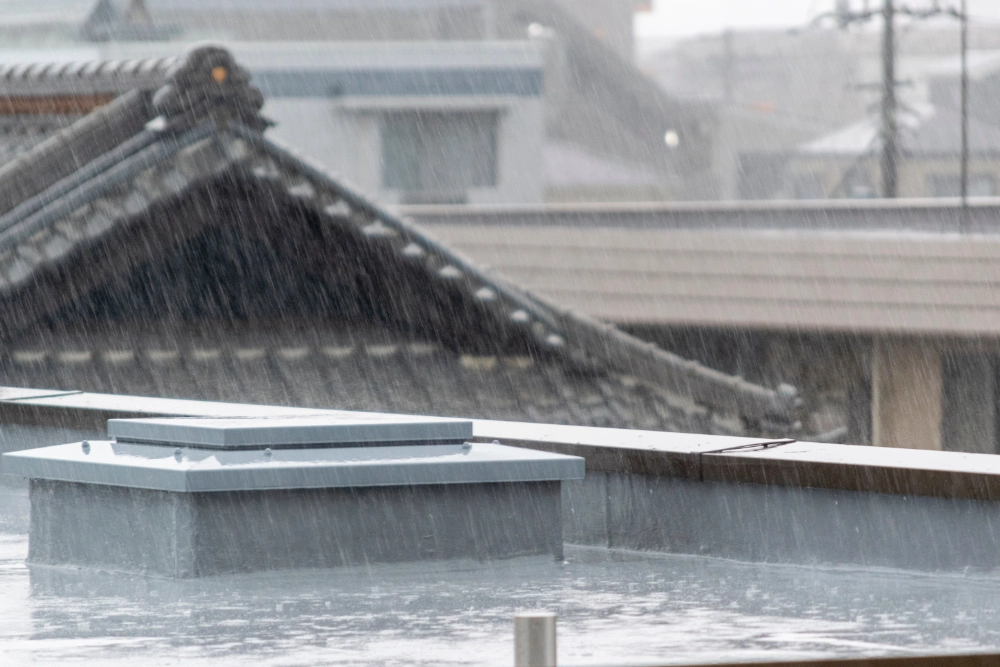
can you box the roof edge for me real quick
[0,44,267,220]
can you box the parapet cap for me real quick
[2,415,583,493]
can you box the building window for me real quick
[927,173,997,197]
[380,110,498,203]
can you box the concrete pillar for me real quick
[942,352,998,454]
[871,338,942,450]
[845,344,872,446]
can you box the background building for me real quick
[640,24,1000,200]
[0,0,707,203]
[780,102,1000,199]
[410,199,1000,454]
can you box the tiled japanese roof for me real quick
[0,55,175,174]
[0,56,174,97]
[0,118,72,166]
[0,45,799,434]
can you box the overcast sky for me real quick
[635,0,1000,39]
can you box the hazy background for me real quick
[636,0,1000,38]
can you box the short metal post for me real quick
[514,612,557,667]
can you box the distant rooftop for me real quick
[922,49,1000,80]
[544,141,660,188]
[411,200,1000,337]
[799,103,1000,157]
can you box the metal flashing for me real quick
[107,414,474,448]
[0,387,82,401]
[3,440,584,492]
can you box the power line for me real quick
[807,1,968,203]
[881,0,898,197]
[960,0,969,225]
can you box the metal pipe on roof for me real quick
[514,613,557,667]
[880,0,898,199]
[960,0,969,229]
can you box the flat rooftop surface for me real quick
[0,484,998,666]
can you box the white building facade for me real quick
[101,40,546,204]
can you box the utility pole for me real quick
[722,29,734,104]
[812,1,968,202]
[816,1,900,198]
[880,0,898,197]
[959,0,969,210]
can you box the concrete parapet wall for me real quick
[6,389,1000,572]
[562,472,1000,571]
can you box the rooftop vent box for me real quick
[3,413,583,578]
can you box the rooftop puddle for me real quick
[0,482,996,665]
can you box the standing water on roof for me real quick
[0,480,998,666]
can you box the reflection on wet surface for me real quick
[0,483,998,666]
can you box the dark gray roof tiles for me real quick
[0,45,799,434]
[0,118,73,166]
[0,325,731,435]
[0,56,175,97]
